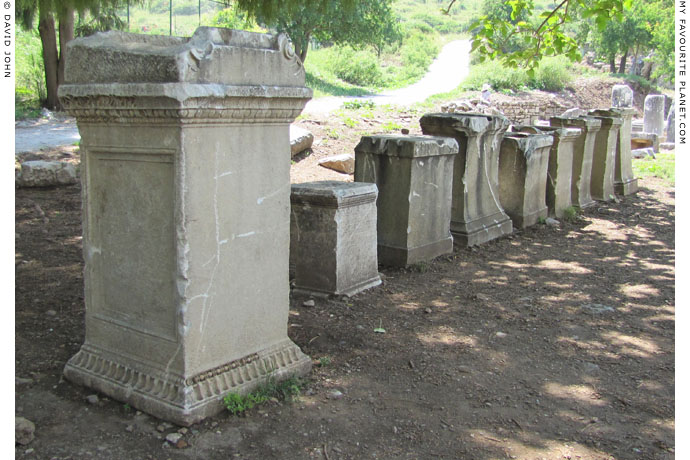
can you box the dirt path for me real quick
[303,40,470,115]
[15,174,675,460]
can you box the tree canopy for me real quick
[230,0,400,63]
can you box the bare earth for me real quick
[15,78,674,459]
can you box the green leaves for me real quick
[457,0,630,72]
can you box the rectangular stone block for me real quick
[590,108,638,195]
[420,113,513,246]
[354,135,459,267]
[59,27,313,426]
[290,181,381,297]
[587,112,622,201]
[549,116,602,209]
[498,132,553,228]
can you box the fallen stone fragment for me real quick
[290,125,314,157]
[15,417,35,445]
[545,218,560,227]
[302,299,315,307]
[631,148,655,159]
[17,161,79,188]
[166,433,183,444]
[86,394,99,404]
[318,154,355,174]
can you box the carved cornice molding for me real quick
[59,83,311,124]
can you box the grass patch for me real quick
[633,152,675,186]
[223,375,303,416]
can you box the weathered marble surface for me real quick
[290,181,381,296]
[354,134,458,266]
[60,27,312,426]
[420,113,513,246]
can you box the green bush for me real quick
[462,56,573,92]
[332,47,383,86]
[461,60,528,91]
[532,57,573,92]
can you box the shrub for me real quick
[332,47,383,87]
[461,60,528,91]
[532,57,573,92]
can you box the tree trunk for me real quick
[38,13,59,110]
[294,32,310,64]
[618,49,628,74]
[609,56,616,73]
[58,7,75,97]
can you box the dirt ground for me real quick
[15,77,674,459]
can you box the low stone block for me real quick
[587,112,622,201]
[498,132,553,228]
[290,181,381,297]
[632,148,655,159]
[549,116,601,209]
[354,135,459,267]
[420,113,513,246]
[290,125,314,157]
[631,132,659,152]
[17,161,78,187]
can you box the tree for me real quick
[443,0,632,73]
[232,0,400,64]
[15,0,132,110]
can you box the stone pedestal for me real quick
[498,132,553,228]
[354,135,459,267]
[644,95,665,136]
[510,125,581,218]
[590,108,638,195]
[587,112,622,201]
[420,113,513,246]
[290,181,381,297]
[549,117,601,209]
[59,28,313,426]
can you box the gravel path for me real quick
[302,39,470,115]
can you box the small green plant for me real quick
[411,261,429,273]
[326,128,340,139]
[381,121,402,132]
[563,206,579,222]
[223,376,303,415]
[342,116,358,128]
[537,216,547,225]
[343,99,375,110]
[318,356,332,367]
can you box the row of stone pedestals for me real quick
[290,106,639,298]
[57,27,642,428]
